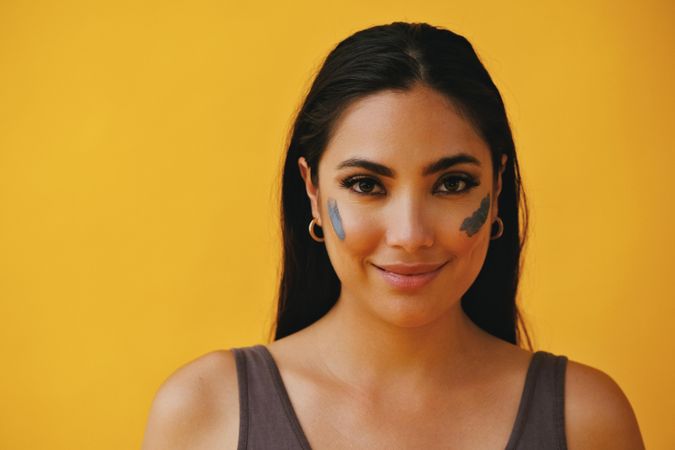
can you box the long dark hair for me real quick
[269,22,533,351]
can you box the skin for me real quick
[298,82,507,334]
[141,81,646,450]
[460,193,491,237]
[288,82,528,446]
[327,197,345,240]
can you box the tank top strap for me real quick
[234,346,568,450]
[506,350,569,450]
[232,345,312,450]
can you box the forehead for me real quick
[322,84,491,172]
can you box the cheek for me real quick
[440,211,489,252]
[323,200,381,266]
[323,194,493,275]
[437,205,492,295]
[452,228,490,270]
[459,194,491,237]
[327,198,345,240]
[441,193,492,252]
[434,199,492,281]
[343,212,382,257]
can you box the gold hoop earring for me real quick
[308,217,325,242]
[490,216,504,240]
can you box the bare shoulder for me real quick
[564,358,645,450]
[141,349,240,450]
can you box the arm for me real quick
[565,360,645,450]
[141,350,240,450]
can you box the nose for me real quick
[384,194,434,252]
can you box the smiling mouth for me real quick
[371,261,448,290]
[372,261,448,276]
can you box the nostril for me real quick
[385,228,435,251]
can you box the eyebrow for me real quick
[335,153,481,177]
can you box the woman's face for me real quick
[298,83,507,328]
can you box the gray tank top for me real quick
[232,345,568,450]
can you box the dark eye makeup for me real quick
[338,173,480,197]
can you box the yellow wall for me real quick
[1,1,672,448]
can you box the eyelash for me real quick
[339,174,480,197]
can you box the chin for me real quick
[375,297,451,329]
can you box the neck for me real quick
[305,289,497,394]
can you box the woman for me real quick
[142,22,644,449]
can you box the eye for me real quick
[339,174,479,197]
[339,176,385,196]
[435,174,479,194]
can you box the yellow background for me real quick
[1,1,673,448]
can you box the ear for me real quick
[492,153,508,218]
[297,157,322,225]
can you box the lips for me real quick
[372,261,447,290]
[373,261,447,275]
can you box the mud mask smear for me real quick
[460,193,490,237]
[328,198,346,240]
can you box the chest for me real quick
[291,381,524,450]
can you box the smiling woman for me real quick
[142,22,645,450]
[296,84,507,329]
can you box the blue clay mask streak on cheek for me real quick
[327,198,346,240]
[460,193,491,237]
